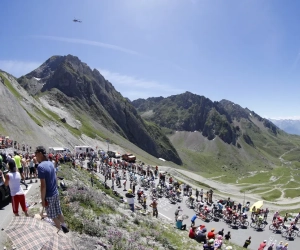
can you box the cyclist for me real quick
[257,215,264,227]
[203,205,210,216]
[288,221,298,235]
[276,216,283,226]
[217,201,223,212]
[272,211,279,222]
[188,195,195,207]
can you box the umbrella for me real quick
[5,216,75,250]
[250,200,264,212]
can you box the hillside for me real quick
[16,55,181,164]
[132,93,300,179]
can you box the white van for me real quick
[75,146,94,155]
[48,147,67,154]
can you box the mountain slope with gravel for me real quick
[17,55,181,164]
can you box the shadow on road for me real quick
[0,199,11,210]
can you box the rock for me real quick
[61,118,66,123]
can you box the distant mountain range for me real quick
[269,119,300,135]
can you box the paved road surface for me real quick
[84,161,298,250]
[0,181,39,249]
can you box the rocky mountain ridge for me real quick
[132,92,280,146]
[17,55,182,164]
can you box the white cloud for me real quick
[0,60,41,77]
[99,68,184,100]
[34,36,141,56]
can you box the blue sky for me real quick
[1,0,300,119]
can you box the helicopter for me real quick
[73,18,82,23]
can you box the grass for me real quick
[282,148,300,161]
[282,181,299,189]
[42,106,82,138]
[240,172,272,184]
[284,189,300,199]
[0,123,6,134]
[23,108,43,127]
[57,164,204,249]
[0,72,22,99]
[176,171,214,189]
[250,187,273,194]
[261,189,282,201]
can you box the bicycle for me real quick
[185,197,195,208]
[250,218,266,230]
[281,228,296,239]
[269,222,284,232]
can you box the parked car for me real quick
[0,170,11,203]
[122,153,136,163]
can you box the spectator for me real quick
[276,241,283,250]
[35,146,69,233]
[218,228,224,236]
[189,226,197,239]
[224,231,231,241]
[125,189,135,212]
[214,235,223,249]
[195,188,199,201]
[268,243,274,250]
[149,199,158,218]
[203,239,214,250]
[237,203,242,213]
[282,243,288,250]
[258,240,267,250]
[199,188,203,201]
[195,228,207,244]
[243,236,251,248]
[14,151,27,189]
[176,215,186,230]
[175,206,182,221]
[1,159,29,217]
[191,213,199,227]
[207,228,215,239]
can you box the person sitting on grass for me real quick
[195,227,207,244]
[189,226,197,239]
[207,228,215,239]
[203,239,214,250]
[176,215,186,230]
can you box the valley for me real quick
[1,55,300,209]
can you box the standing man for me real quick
[195,189,199,202]
[199,188,204,201]
[35,146,69,233]
[209,189,213,203]
[14,152,27,189]
[243,236,251,248]
[125,189,135,212]
[150,199,158,218]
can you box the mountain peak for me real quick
[17,55,182,165]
